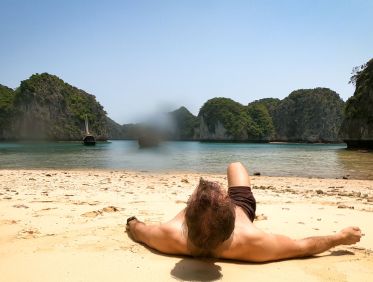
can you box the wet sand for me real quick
[0,169,372,281]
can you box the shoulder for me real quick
[217,222,272,261]
[155,221,190,255]
[216,223,258,258]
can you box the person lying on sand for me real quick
[126,162,362,262]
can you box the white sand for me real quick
[0,169,372,281]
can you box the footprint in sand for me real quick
[39,207,57,211]
[0,219,18,225]
[13,204,29,209]
[102,206,120,212]
[81,206,121,217]
[81,210,103,218]
[17,228,41,239]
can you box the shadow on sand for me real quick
[170,258,222,282]
[168,249,357,281]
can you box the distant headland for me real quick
[0,58,372,148]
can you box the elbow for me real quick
[296,240,313,257]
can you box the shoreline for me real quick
[1,169,373,281]
[1,167,372,181]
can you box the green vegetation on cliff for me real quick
[0,85,16,131]
[0,73,349,143]
[196,91,344,143]
[249,98,280,117]
[199,98,253,139]
[272,88,344,142]
[106,117,128,139]
[169,107,199,140]
[247,103,275,140]
[0,73,119,141]
[340,58,373,148]
[345,59,373,120]
[198,97,276,140]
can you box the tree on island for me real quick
[340,58,373,148]
[0,85,17,137]
[198,97,276,141]
[0,73,124,141]
[199,98,253,140]
[271,88,344,143]
[169,106,199,140]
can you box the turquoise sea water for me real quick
[0,141,372,179]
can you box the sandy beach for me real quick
[0,169,373,281]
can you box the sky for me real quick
[0,0,372,124]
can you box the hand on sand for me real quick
[339,226,362,245]
[126,216,138,226]
[125,216,140,241]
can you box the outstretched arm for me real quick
[126,219,173,253]
[125,211,188,255]
[244,226,362,262]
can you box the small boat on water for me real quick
[83,116,96,146]
[83,134,96,146]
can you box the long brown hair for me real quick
[185,178,235,256]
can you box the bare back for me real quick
[154,162,262,260]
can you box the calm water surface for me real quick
[0,141,372,179]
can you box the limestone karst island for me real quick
[1,59,372,148]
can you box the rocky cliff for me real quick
[0,73,121,141]
[2,74,348,143]
[119,107,200,141]
[168,107,199,140]
[196,92,344,143]
[271,88,345,142]
[340,59,373,149]
[0,84,16,137]
[247,92,345,143]
[199,116,234,141]
[106,117,128,140]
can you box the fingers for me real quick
[125,217,135,233]
[346,226,362,235]
[126,216,138,225]
[352,227,362,242]
[352,227,362,237]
